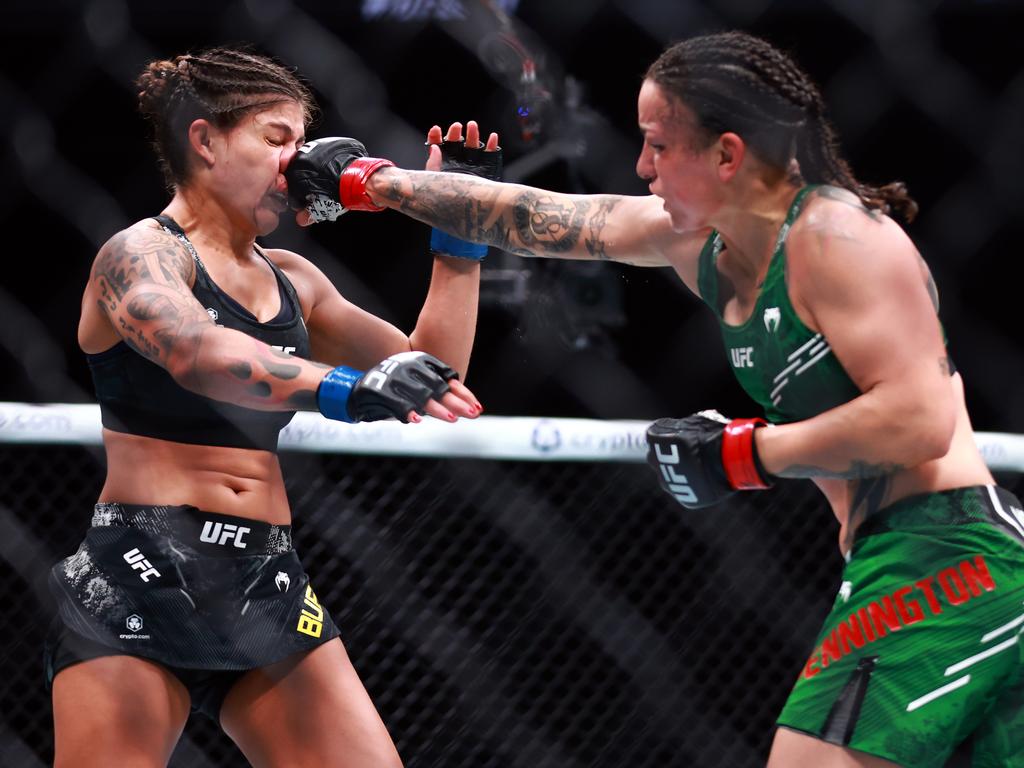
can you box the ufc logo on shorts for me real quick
[200,521,251,549]
[652,444,699,505]
[123,548,161,582]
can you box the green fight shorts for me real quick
[776,485,1024,767]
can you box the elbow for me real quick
[165,350,203,394]
[913,420,955,464]
[164,328,214,394]
[926,405,957,460]
[904,398,957,465]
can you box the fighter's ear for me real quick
[716,132,746,182]
[187,119,217,167]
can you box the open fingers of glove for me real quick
[419,398,457,423]
[425,143,442,172]
[447,378,483,413]
[415,390,478,423]
[427,124,443,145]
[465,121,480,149]
[485,131,499,151]
[441,387,480,419]
[445,122,464,143]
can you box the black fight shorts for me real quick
[45,503,341,719]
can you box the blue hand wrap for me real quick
[430,228,487,260]
[316,366,364,422]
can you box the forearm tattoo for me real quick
[377,171,621,259]
[94,226,329,410]
[775,459,904,482]
[777,460,899,550]
[211,335,328,409]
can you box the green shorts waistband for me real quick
[854,485,1023,543]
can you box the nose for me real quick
[636,144,655,184]
[280,145,300,175]
[278,147,300,197]
[280,142,303,177]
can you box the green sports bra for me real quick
[696,186,862,424]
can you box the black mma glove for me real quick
[285,137,396,222]
[429,136,503,260]
[645,410,774,509]
[437,135,503,181]
[317,352,458,423]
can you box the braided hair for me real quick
[136,46,317,188]
[646,32,917,221]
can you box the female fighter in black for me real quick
[48,45,497,767]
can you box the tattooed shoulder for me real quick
[93,223,195,300]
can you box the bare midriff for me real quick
[98,429,292,525]
[821,373,994,554]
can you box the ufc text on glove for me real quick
[316,351,459,423]
[645,410,774,509]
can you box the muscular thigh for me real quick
[220,637,403,768]
[52,655,190,768]
[777,514,1024,767]
[769,727,902,767]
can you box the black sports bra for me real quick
[87,216,311,451]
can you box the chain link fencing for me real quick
[2,434,1023,767]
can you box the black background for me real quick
[1,0,1023,431]
[3,3,1024,766]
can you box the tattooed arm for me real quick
[363,167,700,269]
[755,193,956,481]
[90,222,332,411]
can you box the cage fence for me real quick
[2,408,1023,768]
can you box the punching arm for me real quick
[365,167,677,268]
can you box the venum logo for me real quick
[200,520,251,549]
[838,581,853,603]
[123,548,161,582]
[275,571,291,593]
[764,307,781,334]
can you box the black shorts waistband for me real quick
[91,503,292,556]
[855,485,1024,546]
